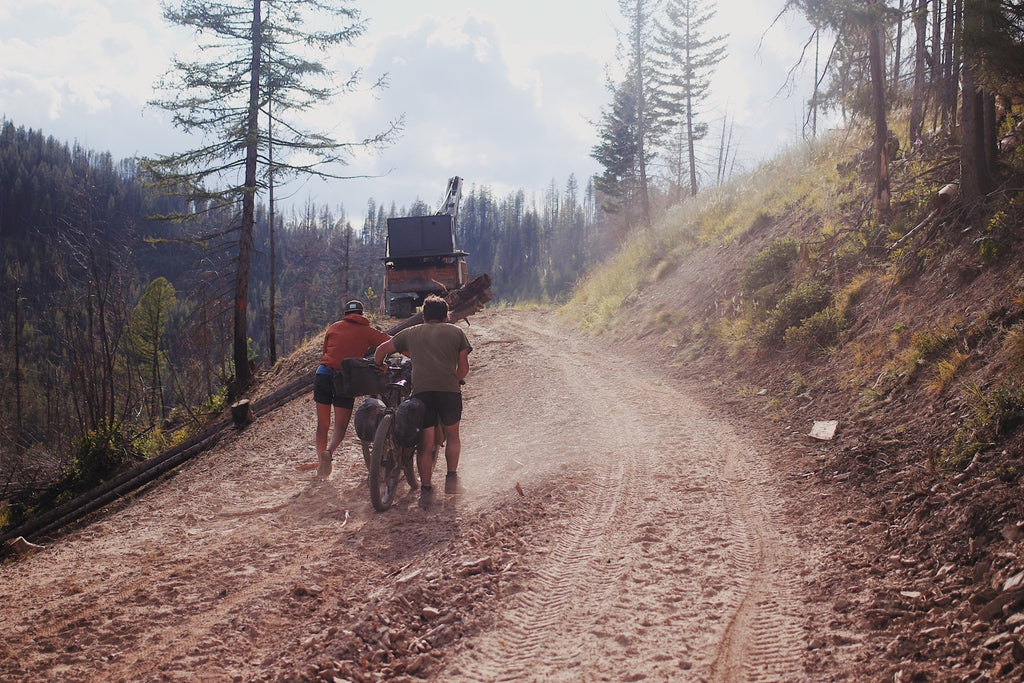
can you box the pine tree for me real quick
[592,79,644,228]
[130,277,178,426]
[616,0,664,226]
[652,0,727,199]
[141,0,400,389]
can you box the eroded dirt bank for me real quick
[0,309,867,681]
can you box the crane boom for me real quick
[436,176,463,225]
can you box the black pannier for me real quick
[332,357,386,397]
[393,397,426,447]
[354,397,386,442]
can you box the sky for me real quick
[0,0,818,222]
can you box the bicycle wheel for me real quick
[369,414,401,512]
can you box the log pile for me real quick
[385,273,493,335]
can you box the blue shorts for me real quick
[413,391,463,428]
[313,373,355,409]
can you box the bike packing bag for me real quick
[354,397,386,442]
[333,357,386,397]
[393,397,426,447]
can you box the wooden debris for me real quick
[5,536,43,557]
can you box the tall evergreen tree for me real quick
[653,0,727,199]
[617,0,664,226]
[141,0,400,389]
[592,79,643,228]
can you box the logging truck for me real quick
[383,176,469,318]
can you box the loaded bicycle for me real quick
[354,356,448,512]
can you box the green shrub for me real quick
[742,236,798,292]
[61,421,139,499]
[942,382,1024,471]
[783,306,845,354]
[757,279,833,348]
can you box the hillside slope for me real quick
[575,133,1024,679]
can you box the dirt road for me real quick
[0,309,840,681]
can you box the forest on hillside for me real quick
[0,120,612,510]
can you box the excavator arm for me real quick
[436,176,463,225]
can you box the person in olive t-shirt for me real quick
[373,296,472,502]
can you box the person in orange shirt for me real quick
[313,300,390,480]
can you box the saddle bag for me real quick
[332,357,386,397]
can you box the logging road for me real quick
[0,309,847,681]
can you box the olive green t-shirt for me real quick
[391,322,472,394]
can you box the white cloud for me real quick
[0,0,816,214]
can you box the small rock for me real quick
[1013,639,1024,663]
[921,626,949,639]
[979,590,1024,621]
[397,569,423,585]
[1004,572,1024,592]
[459,557,493,576]
[422,606,441,620]
[982,633,1013,649]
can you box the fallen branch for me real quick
[888,182,959,252]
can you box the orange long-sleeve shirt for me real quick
[319,315,391,370]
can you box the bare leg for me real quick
[315,401,333,455]
[431,424,445,465]
[327,406,353,453]
[443,421,461,474]
[417,426,436,489]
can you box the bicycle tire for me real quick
[369,414,401,512]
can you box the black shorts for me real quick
[313,373,355,409]
[413,391,463,428]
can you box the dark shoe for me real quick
[419,485,434,509]
[444,471,460,494]
[317,451,333,480]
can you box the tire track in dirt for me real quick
[444,311,810,681]
[449,323,643,680]
[708,438,806,681]
[0,310,817,681]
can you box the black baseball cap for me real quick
[344,300,364,315]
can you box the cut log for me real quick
[386,273,493,335]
